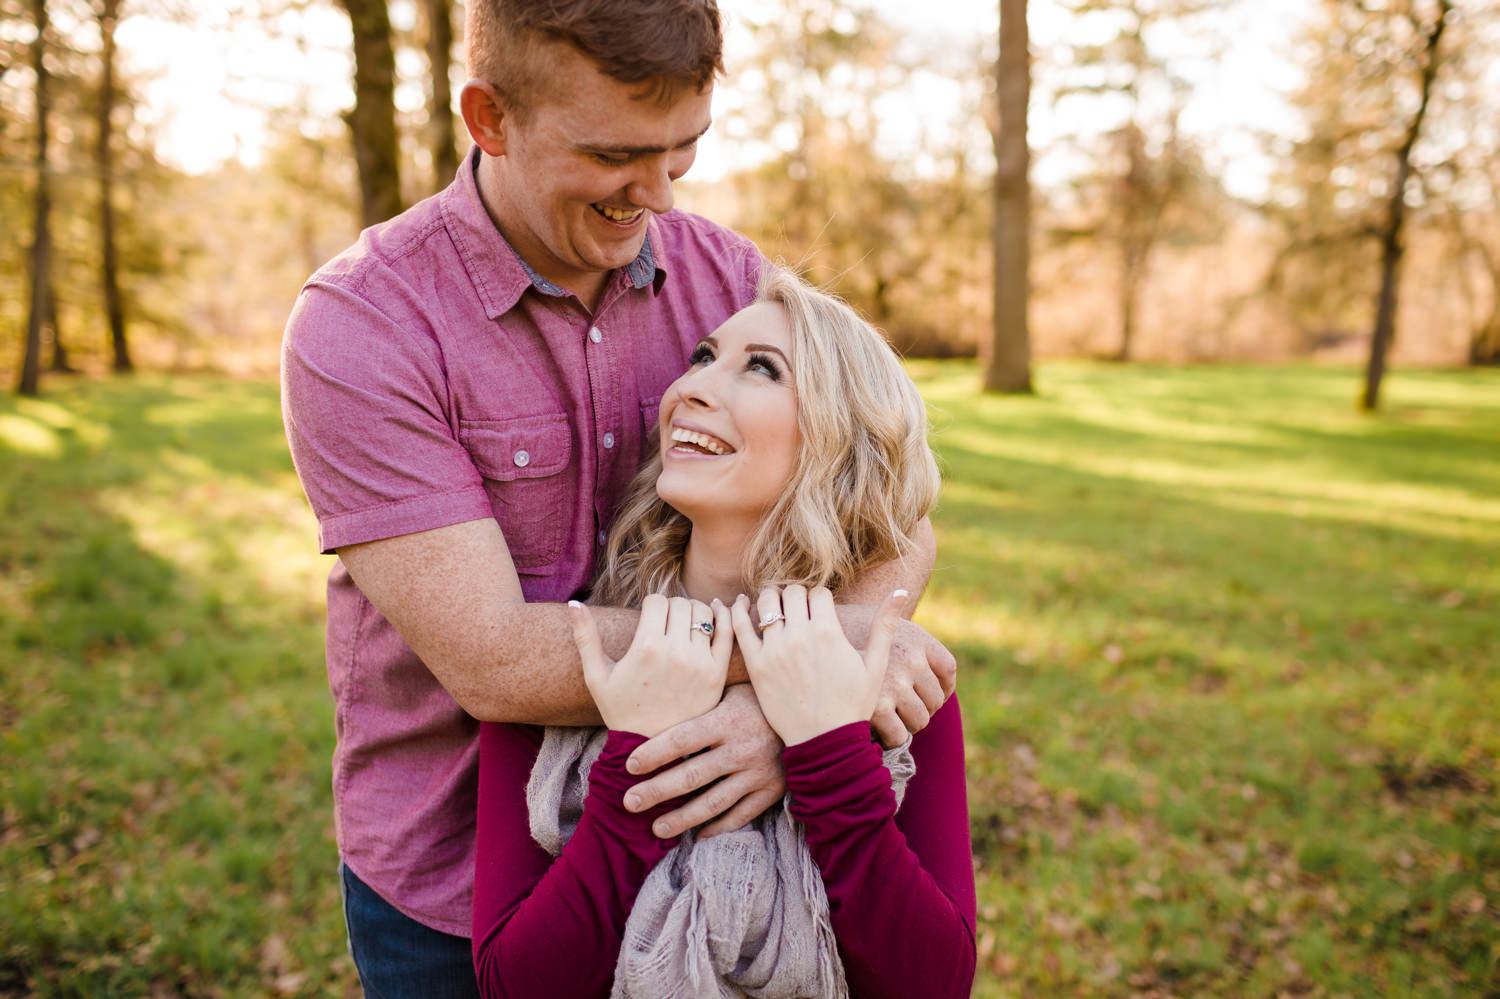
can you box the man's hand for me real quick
[861,609,956,749]
[621,683,786,839]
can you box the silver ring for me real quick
[758,611,785,629]
[694,620,715,637]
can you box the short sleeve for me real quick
[280,279,494,553]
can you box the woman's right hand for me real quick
[570,594,733,738]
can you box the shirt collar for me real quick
[443,145,666,320]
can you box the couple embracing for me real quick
[281,1,976,995]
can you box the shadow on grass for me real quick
[1,377,348,997]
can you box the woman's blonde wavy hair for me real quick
[590,265,940,607]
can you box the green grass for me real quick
[2,363,1497,997]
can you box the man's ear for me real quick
[460,80,510,158]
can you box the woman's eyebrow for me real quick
[743,343,789,363]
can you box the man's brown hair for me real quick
[466,0,724,119]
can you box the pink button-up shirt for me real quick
[281,146,761,934]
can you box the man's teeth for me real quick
[670,427,733,455]
[594,204,644,223]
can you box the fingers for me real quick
[697,781,785,839]
[755,587,785,636]
[633,593,670,651]
[781,584,809,626]
[730,594,762,658]
[913,665,947,716]
[808,585,837,625]
[650,769,776,839]
[863,589,908,678]
[666,595,694,640]
[625,745,731,812]
[894,687,932,735]
[626,712,717,776]
[927,632,958,698]
[568,601,608,690]
[709,598,733,673]
[871,700,908,749]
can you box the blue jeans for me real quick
[340,863,480,999]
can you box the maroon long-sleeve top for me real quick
[472,695,976,998]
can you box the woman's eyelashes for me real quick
[687,343,782,382]
[747,352,782,381]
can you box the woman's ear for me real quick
[459,80,510,158]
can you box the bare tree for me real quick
[425,0,459,187]
[339,0,403,226]
[97,0,131,371]
[45,278,70,372]
[1362,0,1453,410]
[18,0,51,397]
[985,0,1034,392]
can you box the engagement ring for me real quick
[758,611,785,629]
[694,620,715,637]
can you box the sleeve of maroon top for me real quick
[782,695,976,998]
[472,722,683,999]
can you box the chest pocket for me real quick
[460,414,573,570]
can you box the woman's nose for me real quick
[676,363,721,410]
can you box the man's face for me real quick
[487,44,712,301]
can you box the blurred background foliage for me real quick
[2,0,1497,382]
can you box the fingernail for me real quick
[624,793,641,810]
[568,599,583,609]
[893,589,908,598]
[626,757,641,774]
[653,822,671,837]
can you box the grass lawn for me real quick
[1,363,1496,997]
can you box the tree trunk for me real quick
[339,0,403,227]
[98,0,131,372]
[426,0,459,188]
[1362,0,1451,411]
[45,278,71,373]
[18,0,50,398]
[1116,244,1142,361]
[984,0,1033,394]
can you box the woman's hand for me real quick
[731,585,906,747]
[570,594,733,738]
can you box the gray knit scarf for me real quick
[526,724,915,998]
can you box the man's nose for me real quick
[626,157,674,215]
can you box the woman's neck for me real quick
[680,521,752,606]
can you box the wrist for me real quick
[776,712,866,749]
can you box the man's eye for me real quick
[592,153,631,167]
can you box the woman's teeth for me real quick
[593,204,644,223]
[670,427,733,455]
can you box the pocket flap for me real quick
[460,414,572,480]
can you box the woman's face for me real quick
[654,301,801,526]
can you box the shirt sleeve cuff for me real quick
[316,486,494,553]
[586,730,689,847]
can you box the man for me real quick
[281,1,957,995]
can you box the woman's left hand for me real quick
[731,585,906,747]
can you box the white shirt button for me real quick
[589,327,602,344]
[602,432,615,449]
[513,450,530,468]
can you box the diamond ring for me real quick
[758,611,785,629]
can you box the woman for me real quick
[471,267,975,997]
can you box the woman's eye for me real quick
[689,344,714,365]
[748,353,782,381]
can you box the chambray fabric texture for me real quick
[282,145,762,934]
